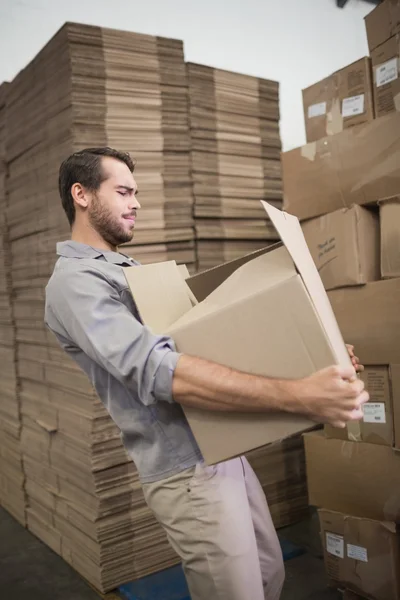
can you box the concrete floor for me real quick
[0,506,341,600]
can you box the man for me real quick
[45,147,367,600]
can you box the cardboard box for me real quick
[302,206,380,291]
[325,365,396,447]
[380,196,400,278]
[318,509,400,600]
[304,431,400,522]
[371,35,400,117]
[282,111,400,222]
[328,280,400,364]
[124,202,354,465]
[365,0,400,53]
[302,58,374,143]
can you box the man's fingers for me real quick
[357,390,370,406]
[349,378,365,396]
[337,366,357,381]
[331,420,346,429]
[349,408,364,421]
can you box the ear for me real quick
[71,183,90,209]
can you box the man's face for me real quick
[88,156,141,248]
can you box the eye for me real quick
[118,190,127,197]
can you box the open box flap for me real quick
[261,201,352,368]
[261,201,360,441]
[123,261,195,334]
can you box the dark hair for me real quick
[58,147,135,226]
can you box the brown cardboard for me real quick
[282,111,400,222]
[302,206,380,291]
[365,0,400,52]
[318,509,400,600]
[124,202,353,465]
[380,196,400,278]
[371,35,400,117]
[328,279,400,364]
[304,431,400,522]
[392,364,400,450]
[302,58,374,143]
[325,366,394,447]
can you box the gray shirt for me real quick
[44,240,202,483]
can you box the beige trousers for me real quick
[142,456,285,600]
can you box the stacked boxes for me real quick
[281,111,400,222]
[302,57,374,143]
[282,2,400,597]
[318,510,400,600]
[187,63,282,271]
[366,0,400,117]
[0,82,26,527]
[2,22,193,593]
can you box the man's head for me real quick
[59,147,141,248]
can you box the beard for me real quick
[88,193,134,248]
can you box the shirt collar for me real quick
[56,241,139,266]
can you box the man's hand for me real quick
[346,344,364,373]
[291,365,369,429]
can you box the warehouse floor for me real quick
[0,506,340,600]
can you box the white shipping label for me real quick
[326,533,344,558]
[308,102,327,118]
[363,402,386,424]
[347,544,368,562]
[342,94,365,117]
[376,57,398,88]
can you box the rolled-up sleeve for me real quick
[45,264,181,405]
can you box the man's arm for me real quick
[172,355,368,429]
[45,264,180,405]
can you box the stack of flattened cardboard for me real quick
[187,63,282,271]
[3,22,190,593]
[99,29,195,270]
[0,82,26,527]
[282,4,400,597]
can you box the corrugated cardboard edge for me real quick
[123,261,195,334]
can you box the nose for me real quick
[129,196,141,210]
